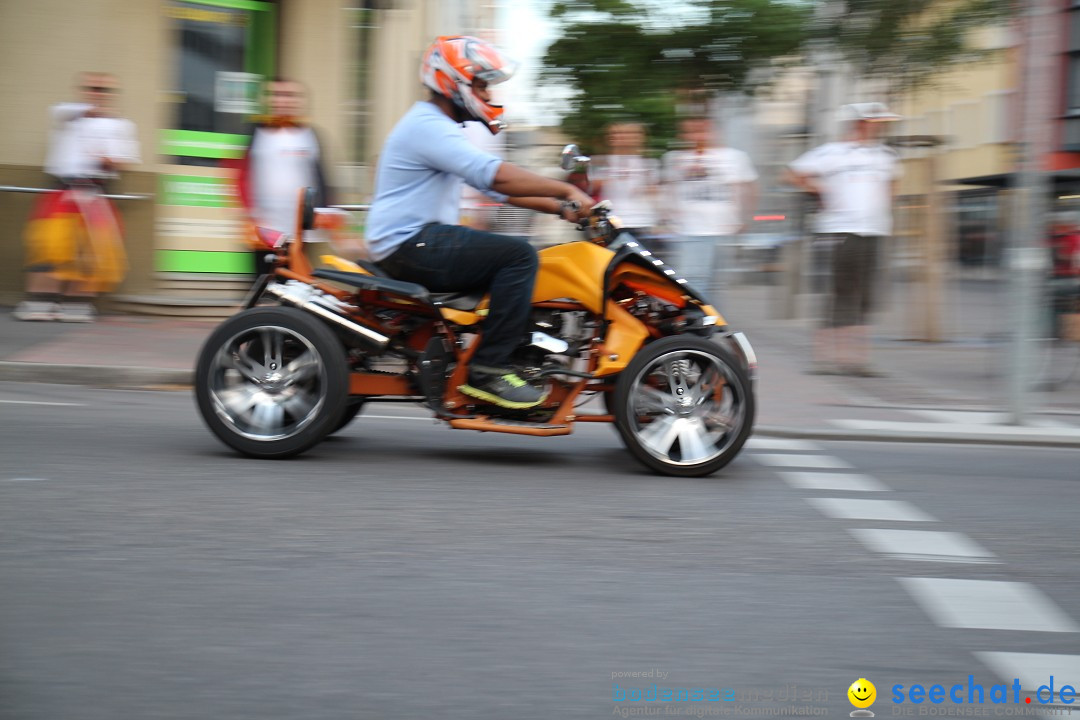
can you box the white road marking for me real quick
[754,454,854,469]
[910,409,1072,429]
[975,652,1080,705]
[899,578,1080,632]
[806,498,937,522]
[831,419,1080,438]
[0,399,85,407]
[4,477,49,483]
[363,414,435,421]
[848,529,996,562]
[779,471,888,492]
[745,437,822,452]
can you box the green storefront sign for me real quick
[160,174,237,207]
[160,129,248,159]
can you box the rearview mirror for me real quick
[560,144,590,171]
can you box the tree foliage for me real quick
[540,0,810,154]
[539,0,1008,154]
[817,0,1009,93]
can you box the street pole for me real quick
[1007,0,1054,425]
[921,149,945,342]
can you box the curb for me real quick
[0,362,192,388]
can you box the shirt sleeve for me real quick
[52,103,92,125]
[735,150,758,183]
[790,144,829,176]
[107,119,141,165]
[415,118,503,194]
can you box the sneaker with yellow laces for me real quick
[458,366,547,409]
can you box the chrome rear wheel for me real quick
[195,307,349,458]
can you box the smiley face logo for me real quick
[848,678,876,712]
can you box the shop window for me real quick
[164,0,276,166]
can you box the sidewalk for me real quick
[2,287,1080,447]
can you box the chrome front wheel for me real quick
[613,336,755,477]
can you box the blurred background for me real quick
[0,0,1075,395]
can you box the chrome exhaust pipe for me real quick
[265,281,389,350]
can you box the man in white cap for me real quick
[785,102,901,376]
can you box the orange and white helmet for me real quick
[420,35,515,134]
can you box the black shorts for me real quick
[822,233,882,328]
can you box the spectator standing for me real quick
[236,78,332,271]
[785,102,901,376]
[662,116,758,304]
[14,72,140,322]
[593,122,661,248]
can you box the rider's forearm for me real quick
[491,162,578,201]
[506,197,562,215]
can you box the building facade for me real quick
[0,0,499,310]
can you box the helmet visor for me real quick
[474,57,517,86]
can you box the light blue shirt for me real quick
[366,102,504,261]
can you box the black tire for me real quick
[194,306,349,458]
[330,399,366,434]
[612,336,755,477]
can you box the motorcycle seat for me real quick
[430,291,486,311]
[354,259,484,309]
[312,269,485,311]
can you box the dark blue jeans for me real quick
[376,224,539,370]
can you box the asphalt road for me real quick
[2,381,1079,719]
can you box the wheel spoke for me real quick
[280,389,318,421]
[637,415,681,457]
[217,387,262,415]
[222,347,264,384]
[676,419,712,463]
[636,385,676,415]
[690,366,724,406]
[261,328,284,370]
[249,398,285,431]
[285,351,320,385]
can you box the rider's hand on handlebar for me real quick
[560,187,595,223]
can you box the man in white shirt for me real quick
[15,72,140,322]
[593,122,661,244]
[785,102,902,376]
[662,116,758,304]
[236,79,332,273]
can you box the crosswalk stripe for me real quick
[779,472,888,492]
[806,498,937,522]
[848,529,996,562]
[754,454,853,469]
[831,419,1080,438]
[745,437,823,452]
[899,578,1080,632]
[909,409,1073,429]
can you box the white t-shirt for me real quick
[789,141,901,237]
[44,103,141,180]
[593,154,659,229]
[251,126,321,235]
[662,147,757,237]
